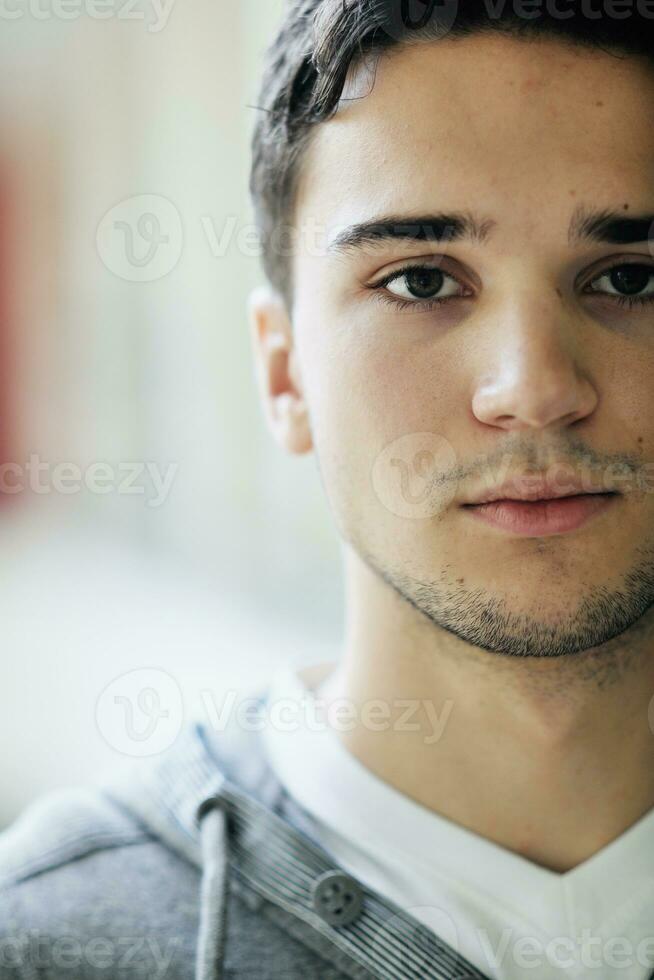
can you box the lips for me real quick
[462,491,619,537]
[465,476,615,505]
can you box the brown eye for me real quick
[404,268,444,299]
[588,263,654,301]
[385,266,463,302]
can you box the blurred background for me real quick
[0,0,344,827]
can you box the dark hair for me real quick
[250,0,654,308]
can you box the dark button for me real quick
[311,870,363,926]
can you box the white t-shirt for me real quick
[261,657,654,980]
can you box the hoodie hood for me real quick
[96,689,268,980]
[99,719,230,980]
[95,689,491,980]
[96,690,334,980]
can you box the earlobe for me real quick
[248,286,313,456]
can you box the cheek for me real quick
[295,306,467,536]
[292,252,467,443]
[298,309,464,454]
[601,346,654,456]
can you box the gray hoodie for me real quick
[0,686,488,980]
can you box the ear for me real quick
[248,285,313,455]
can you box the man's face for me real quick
[284,34,654,656]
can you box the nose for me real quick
[471,297,598,432]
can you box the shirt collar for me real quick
[262,656,654,941]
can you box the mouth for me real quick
[461,491,620,537]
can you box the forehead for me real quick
[295,34,654,242]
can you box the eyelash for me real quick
[370,262,654,313]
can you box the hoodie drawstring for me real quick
[195,797,229,980]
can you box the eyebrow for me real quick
[328,212,496,252]
[567,205,654,245]
[327,206,654,254]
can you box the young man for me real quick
[2,2,654,978]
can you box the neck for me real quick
[319,547,654,874]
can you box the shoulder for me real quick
[0,784,151,889]
[0,785,200,979]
